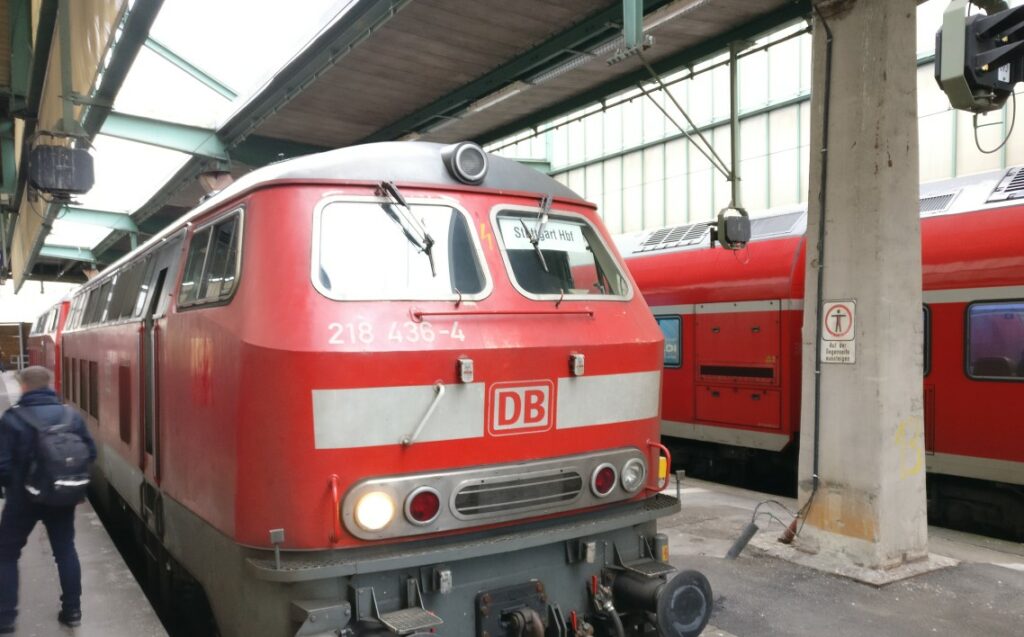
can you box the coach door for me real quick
[139,231,184,482]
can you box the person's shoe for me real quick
[58,608,82,627]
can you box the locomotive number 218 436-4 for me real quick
[327,321,465,345]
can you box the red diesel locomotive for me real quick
[621,167,1024,538]
[45,142,715,637]
[27,299,68,393]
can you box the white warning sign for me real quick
[821,300,856,364]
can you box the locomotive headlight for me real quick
[354,491,395,531]
[621,458,647,493]
[441,142,488,184]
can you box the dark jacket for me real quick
[0,388,97,501]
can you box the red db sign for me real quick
[488,381,555,435]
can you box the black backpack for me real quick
[13,405,92,506]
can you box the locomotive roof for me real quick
[85,142,580,288]
[619,166,1024,257]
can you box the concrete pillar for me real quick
[797,0,928,570]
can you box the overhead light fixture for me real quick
[644,0,712,31]
[468,81,531,113]
[422,115,462,134]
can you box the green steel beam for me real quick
[100,111,228,160]
[623,0,644,50]
[363,0,670,143]
[39,245,126,265]
[80,0,165,137]
[0,123,16,196]
[9,0,33,102]
[144,37,238,100]
[39,245,96,263]
[25,0,58,116]
[475,0,812,145]
[60,207,139,232]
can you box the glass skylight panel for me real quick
[113,45,235,129]
[145,0,355,128]
[74,135,191,214]
[44,219,115,250]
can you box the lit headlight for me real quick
[354,491,395,531]
[621,458,647,493]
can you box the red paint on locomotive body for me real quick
[56,181,663,550]
[27,300,68,394]
[623,167,1024,490]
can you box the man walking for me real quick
[0,366,96,632]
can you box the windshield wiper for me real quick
[523,194,553,272]
[377,180,437,277]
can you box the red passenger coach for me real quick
[27,299,68,394]
[621,167,1024,538]
[53,142,714,637]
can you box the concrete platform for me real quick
[0,371,166,636]
[661,477,1024,637]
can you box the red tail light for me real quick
[591,464,617,497]
[405,487,441,525]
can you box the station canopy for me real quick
[5,0,809,287]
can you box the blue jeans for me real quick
[0,496,81,626]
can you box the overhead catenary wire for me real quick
[635,51,734,181]
[973,90,1017,154]
[488,25,812,153]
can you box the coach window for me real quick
[494,209,630,300]
[923,305,931,376]
[966,301,1024,380]
[656,316,682,368]
[314,201,487,300]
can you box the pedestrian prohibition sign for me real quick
[821,300,856,364]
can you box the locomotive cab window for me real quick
[179,212,243,308]
[313,200,488,301]
[494,209,630,300]
[966,301,1024,380]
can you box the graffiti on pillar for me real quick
[894,416,924,479]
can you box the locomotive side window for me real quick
[313,201,487,301]
[132,256,156,317]
[179,227,213,306]
[178,214,242,308]
[198,216,240,301]
[966,301,1024,380]
[494,210,630,300]
[656,316,682,368]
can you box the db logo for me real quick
[487,381,555,436]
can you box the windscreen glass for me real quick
[315,201,487,300]
[495,211,630,298]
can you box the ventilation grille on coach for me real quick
[749,211,805,239]
[634,222,709,253]
[453,471,583,518]
[987,167,1024,202]
[919,192,958,214]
